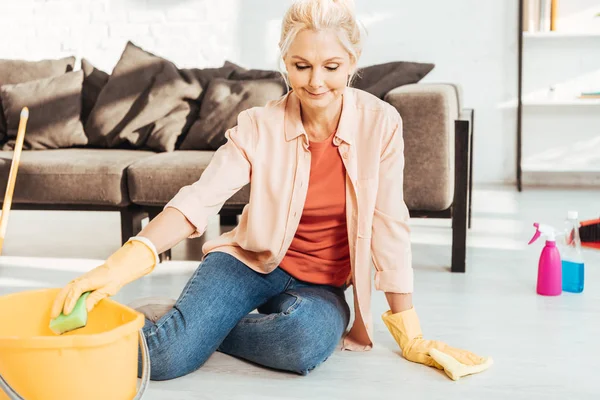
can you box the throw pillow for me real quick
[81,58,109,124]
[180,60,284,108]
[179,78,286,150]
[0,56,75,142]
[85,41,202,152]
[185,61,240,90]
[223,60,285,82]
[352,61,435,99]
[0,70,87,150]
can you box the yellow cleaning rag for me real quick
[382,308,493,380]
[429,348,493,381]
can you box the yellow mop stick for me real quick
[0,107,29,255]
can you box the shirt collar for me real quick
[284,87,356,146]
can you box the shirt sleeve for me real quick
[371,111,414,293]
[164,110,256,238]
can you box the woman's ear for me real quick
[348,61,357,78]
[347,63,357,86]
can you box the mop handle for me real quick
[0,107,29,255]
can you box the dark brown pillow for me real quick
[0,70,87,150]
[179,78,285,151]
[81,59,109,124]
[223,61,285,82]
[176,60,282,110]
[352,61,435,99]
[84,41,202,152]
[0,56,75,142]
[185,62,239,90]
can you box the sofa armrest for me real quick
[384,83,461,211]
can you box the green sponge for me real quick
[49,292,91,335]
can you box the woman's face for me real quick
[284,29,355,110]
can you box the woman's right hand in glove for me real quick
[50,237,159,318]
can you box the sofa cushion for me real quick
[185,62,240,90]
[0,56,75,143]
[179,78,285,150]
[224,61,285,81]
[1,70,88,150]
[183,60,283,103]
[81,59,109,124]
[127,151,250,207]
[0,149,154,206]
[352,61,435,99]
[84,41,201,152]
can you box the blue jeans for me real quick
[138,252,350,380]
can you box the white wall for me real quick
[0,0,241,71]
[235,0,522,184]
[0,0,555,184]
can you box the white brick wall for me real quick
[0,0,241,73]
[7,0,590,184]
[0,0,519,183]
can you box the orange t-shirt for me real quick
[279,133,351,287]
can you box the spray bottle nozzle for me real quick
[528,223,542,244]
[528,222,563,244]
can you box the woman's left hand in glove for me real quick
[382,307,493,380]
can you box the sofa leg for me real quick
[147,207,171,262]
[468,109,474,229]
[451,117,470,273]
[120,206,146,246]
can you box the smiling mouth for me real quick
[306,89,328,96]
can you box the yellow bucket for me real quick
[0,288,150,400]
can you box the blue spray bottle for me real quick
[562,211,585,293]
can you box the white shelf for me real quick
[522,169,600,187]
[523,97,600,106]
[522,163,600,187]
[522,161,600,172]
[523,31,600,38]
[498,95,600,108]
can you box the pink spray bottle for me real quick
[528,223,562,296]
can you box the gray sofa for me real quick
[0,82,473,272]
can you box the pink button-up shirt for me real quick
[165,87,413,351]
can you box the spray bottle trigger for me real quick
[528,223,541,245]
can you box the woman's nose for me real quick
[309,70,324,89]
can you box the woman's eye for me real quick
[294,64,338,71]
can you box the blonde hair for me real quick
[279,0,363,87]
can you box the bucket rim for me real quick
[0,288,145,349]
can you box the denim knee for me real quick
[138,329,210,381]
[277,306,344,375]
[280,331,338,375]
[291,353,330,376]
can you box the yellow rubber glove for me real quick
[50,237,158,318]
[382,307,493,380]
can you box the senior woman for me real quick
[51,0,491,381]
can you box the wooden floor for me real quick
[1,185,599,399]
